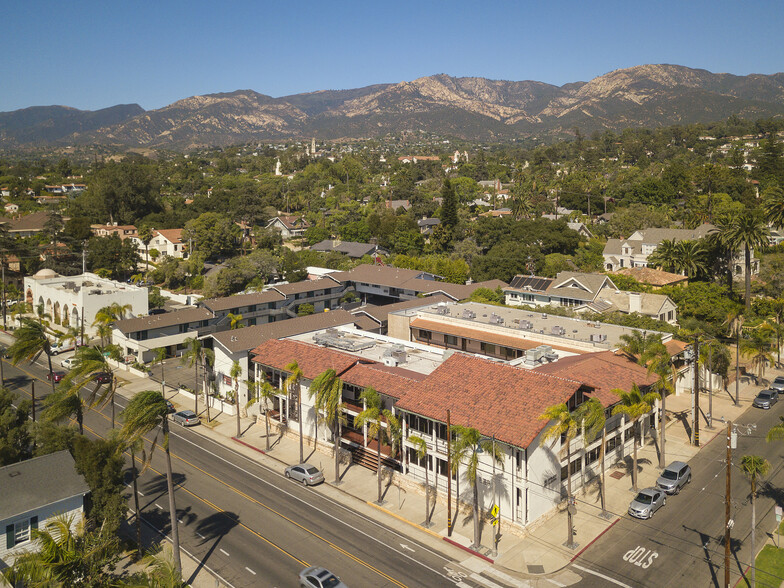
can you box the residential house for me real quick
[385,200,411,212]
[351,295,451,335]
[266,215,310,240]
[91,224,139,241]
[8,211,67,238]
[612,267,689,289]
[3,203,18,214]
[1,451,90,567]
[416,217,441,235]
[310,240,388,259]
[150,229,187,259]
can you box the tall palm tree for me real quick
[762,186,784,230]
[61,344,121,427]
[227,312,245,330]
[540,402,581,548]
[310,369,346,484]
[42,386,86,433]
[726,308,745,405]
[247,380,277,451]
[138,225,154,271]
[181,337,204,417]
[230,360,242,438]
[408,434,433,527]
[644,340,680,468]
[741,454,770,588]
[576,398,608,516]
[284,360,304,463]
[719,211,770,309]
[355,386,388,504]
[673,239,708,278]
[740,325,776,383]
[450,425,504,550]
[120,389,182,575]
[618,330,661,363]
[92,302,132,343]
[611,384,660,492]
[9,315,58,393]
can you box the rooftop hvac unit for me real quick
[538,345,552,354]
[519,320,533,330]
[551,325,566,336]
[383,356,400,367]
[462,309,476,319]
[542,313,548,319]
[436,305,449,315]
[492,315,504,325]
[590,333,608,343]
[543,351,559,362]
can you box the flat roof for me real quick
[114,307,213,334]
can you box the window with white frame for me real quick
[14,519,30,544]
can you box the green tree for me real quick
[740,325,776,382]
[72,434,127,534]
[0,387,32,466]
[309,369,346,484]
[227,312,245,329]
[82,160,162,224]
[577,398,608,515]
[181,337,205,418]
[230,360,242,438]
[121,542,186,588]
[297,303,315,317]
[439,178,458,230]
[740,454,770,588]
[450,425,504,550]
[87,234,141,280]
[611,384,660,492]
[120,390,182,575]
[354,386,395,504]
[138,225,154,270]
[284,360,305,463]
[182,212,240,261]
[248,380,277,451]
[618,330,662,362]
[61,345,121,428]
[716,211,770,310]
[762,186,784,230]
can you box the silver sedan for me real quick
[285,463,324,486]
[628,488,666,519]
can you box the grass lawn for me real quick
[756,544,784,588]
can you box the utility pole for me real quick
[735,328,741,406]
[1,250,6,331]
[708,343,713,429]
[447,409,452,537]
[724,421,732,588]
[693,336,700,447]
[31,381,35,422]
[82,245,86,274]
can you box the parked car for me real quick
[298,566,347,588]
[149,308,167,315]
[93,372,112,384]
[165,400,176,414]
[60,357,76,369]
[47,371,65,383]
[285,463,324,486]
[753,389,779,409]
[656,461,692,494]
[49,342,74,355]
[771,376,784,392]
[628,488,666,519]
[172,410,200,426]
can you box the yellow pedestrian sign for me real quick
[491,504,499,525]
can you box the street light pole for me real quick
[724,421,732,588]
[492,434,499,557]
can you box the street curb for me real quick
[231,436,266,455]
[570,516,621,562]
[732,565,750,587]
[443,537,495,563]
[366,500,442,539]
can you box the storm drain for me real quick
[527,565,545,574]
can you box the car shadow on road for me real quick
[188,511,240,586]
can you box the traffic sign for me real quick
[776,506,782,523]
[491,504,499,518]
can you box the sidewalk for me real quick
[112,365,778,587]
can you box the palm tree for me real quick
[284,360,305,463]
[576,398,608,516]
[539,402,581,548]
[611,384,660,492]
[121,542,185,587]
[227,312,245,330]
[409,435,433,527]
[121,389,182,575]
[230,360,242,438]
[647,239,679,273]
[726,308,745,405]
[644,340,680,468]
[42,386,87,433]
[673,239,708,278]
[92,302,132,344]
[9,315,57,393]
[450,425,504,550]
[248,380,278,451]
[153,347,167,395]
[355,386,388,504]
[138,225,154,271]
[741,454,770,588]
[719,211,770,309]
[740,325,776,383]
[618,330,661,363]
[181,337,204,417]
[762,186,784,231]
[310,369,346,484]
[4,514,121,587]
[60,345,121,428]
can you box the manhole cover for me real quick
[610,470,625,479]
[528,564,545,574]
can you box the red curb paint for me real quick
[442,536,494,563]
[732,565,750,587]
[570,517,621,562]
[231,437,265,454]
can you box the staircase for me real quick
[346,443,400,473]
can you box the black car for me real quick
[93,372,112,384]
[165,400,176,414]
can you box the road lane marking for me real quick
[572,563,634,588]
[155,503,163,510]
[196,532,205,539]
[245,567,256,575]
[219,548,230,557]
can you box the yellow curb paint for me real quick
[366,501,442,539]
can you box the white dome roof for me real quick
[33,268,59,279]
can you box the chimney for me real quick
[629,291,642,314]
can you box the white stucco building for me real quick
[23,270,148,335]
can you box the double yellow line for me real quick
[7,360,407,587]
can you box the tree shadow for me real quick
[682,524,720,587]
[611,455,652,483]
[138,504,196,536]
[188,511,240,585]
[140,472,187,504]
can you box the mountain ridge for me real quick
[2,64,784,149]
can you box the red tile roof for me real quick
[250,339,363,380]
[396,353,587,449]
[341,363,426,400]
[534,350,657,407]
[154,228,183,244]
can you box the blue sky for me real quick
[3,0,783,112]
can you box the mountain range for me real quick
[2,64,784,150]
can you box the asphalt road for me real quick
[571,400,784,588]
[3,356,478,588]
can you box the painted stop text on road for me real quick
[623,545,659,569]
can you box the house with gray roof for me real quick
[310,240,388,259]
[602,223,758,279]
[1,451,90,566]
